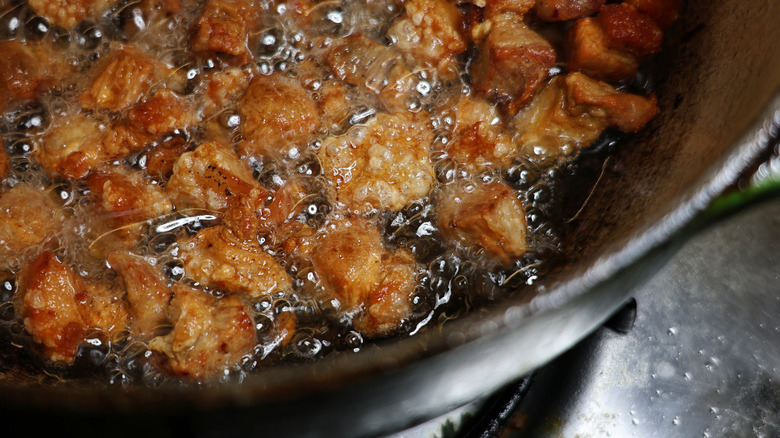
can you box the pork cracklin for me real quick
[0,0,676,381]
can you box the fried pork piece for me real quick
[625,0,680,29]
[107,251,172,339]
[15,251,128,364]
[387,0,467,78]
[237,74,320,159]
[43,87,189,180]
[199,67,253,119]
[128,88,195,136]
[318,112,436,214]
[565,16,637,83]
[324,34,403,92]
[167,141,293,239]
[27,0,119,28]
[191,0,260,64]
[471,13,557,115]
[149,284,255,380]
[85,165,174,224]
[79,45,157,112]
[294,217,418,337]
[444,95,516,173]
[178,225,292,298]
[35,112,105,179]
[167,141,267,213]
[533,0,605,21]
[513,72,658,165]
[479,0,535,18]
[0,184,66,268]
[0,40,64,113]
[436,180,528,264]
[565,3,663,82]
[145,135,193,182]
[598,3,663,58]
[323,34,416,113]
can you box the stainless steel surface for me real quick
[508,198,780,437]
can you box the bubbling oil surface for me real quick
[0,0,613,385]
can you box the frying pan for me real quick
[1,0,779,437]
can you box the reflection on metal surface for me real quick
[505,199,780,437]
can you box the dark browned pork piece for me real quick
[471,13,557,115]
[625,0,680,29]
[565,2,664,82]
[191,0,260,64]
[148,284,255,380]
[534,0,605,21]
[0,40,67,114]
[436,180,528,265]
[15,252,128,364]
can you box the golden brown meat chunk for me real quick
[323,35,416,112]
[0,41,58,113]
[387,0,467,77]
[178,225,292,298]
[625,0,680,29]
[128,88,195,136]
[471,13,557,115]
[318,112,436,214]
[565,71,658,132]
[565,3,663,82]
[15,252,128,364]
[149,284,255,380]
[27,0,118,28]
[79,46,157,112]
[167,141,268,213]
[436,180,528,264]
[480,0,536,18]
[107,251,172,339]
[85,165,174,225]
[534,0,605,21]
[199,67,253,119]
[565,16,638,83]
[444,95,516,173]
[237,74,320,159]
[35,112,104,179]
[191,0,260,64]
[0,184,66,268]
[294,216,418,337]
[513,72,657,164]
[324,34,403,92]
[598,3,663,58]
